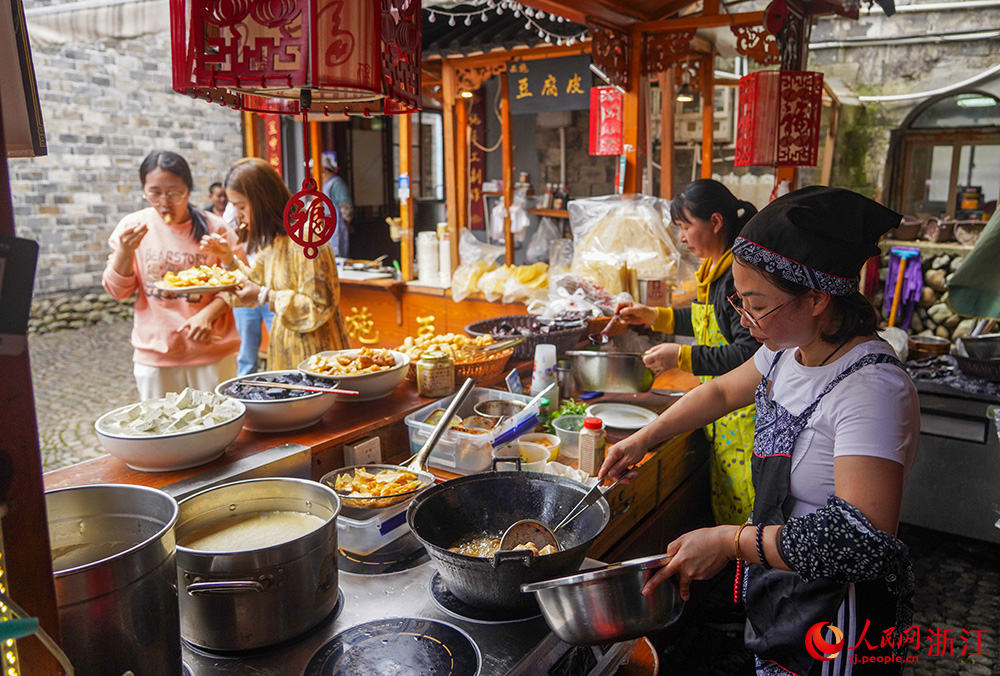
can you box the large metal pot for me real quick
[522,554,685,645]
[407,471,610,611]
[566,350,655,393]
[47,483,181,676]
[174,478,341,651]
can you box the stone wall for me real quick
[10,24,244,296]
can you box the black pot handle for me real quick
[492,548,535,568]
[491,456,523,472]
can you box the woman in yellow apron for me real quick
[619,179,758,526]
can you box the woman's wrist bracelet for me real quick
[756,523,771,568]
[257,285,270,306]
[733,521,751,561]
[223,257,238,270]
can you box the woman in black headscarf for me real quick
[601,187,919,676]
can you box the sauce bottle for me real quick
[578,417,606,476]
[416,351,455,398]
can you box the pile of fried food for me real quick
[395,333,494,364]
[159,265,239,289]
[305,348,397,376]
[448,534,557,557]
[333,467,424,498]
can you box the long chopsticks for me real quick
[239,380,359,395]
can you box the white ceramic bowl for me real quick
[297,349,410,402]
[492,441,549,472]
[95,401,245,472]
[518,432,561,462]
[215,371,337,433]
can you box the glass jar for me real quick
[416,351,455,398]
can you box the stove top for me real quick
[181,556,634,676]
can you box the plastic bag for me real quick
[526,217,560,264]
[476,263,549,304]
[526,286,604,319]
[451,229,505,303]
[488,187,530,245]
[567,194,684,295]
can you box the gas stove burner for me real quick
[303,617,482,676]
[429,571,542,625]
[183,588,345,658]
[338,531,430,575]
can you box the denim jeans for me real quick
[234,304,275,376]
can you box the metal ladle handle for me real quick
[552,468,632,534]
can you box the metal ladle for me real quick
[498,468,632,552]
[587,311,622,346]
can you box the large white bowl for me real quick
[216,371,337,433]
[95,401,246,472]
[297,349,410,402]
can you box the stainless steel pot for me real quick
[566,350,655,393]
[47,483,181,676]
[174,478,341,651]
[407,471,610,611]
[522,554,684,645]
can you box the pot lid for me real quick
[521,553,672,592]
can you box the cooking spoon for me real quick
[498,467,633,552]
[587,311,622,346]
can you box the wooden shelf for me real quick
[527,208,569,218]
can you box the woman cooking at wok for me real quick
[600,187,920,675]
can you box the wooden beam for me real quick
[500,72,515,265]
[0,99,62,676]
[633,11,765,33]
[659,68,675,199]
[456,98,469,233]
[821,101,840,186]
[442,62,459,271]
[513,0,634,28]
[700,51,714,179]
[399,114,415,281]
[432,43,589,73]
[622,29,644,193]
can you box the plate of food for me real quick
[297,348,410,401]
[154,265,241,294]
[320,464,434,509]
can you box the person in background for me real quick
[103,150,243,400]
[207,182,227,217]
[221,200,275,376]
[602,187,919,676]
[617,179,759,526]
[320,151,352,258]
[201,157,351,370]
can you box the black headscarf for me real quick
[732,186,902,296]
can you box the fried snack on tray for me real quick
[395,333,493,364]
[305,348,396,376]
[160,265,238,289]
[333,467,424,498]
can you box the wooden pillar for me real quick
[622,29,644,194]
[0,104,62,676]
[500,72,514,265]
[658,68,675,199]
[242,111,258,157]
[699,51,715,179]
[399,114,415,281]
[442,61,459,266]
[309,121,322,187]
[820,95,840,187]
[455,97,469,232]
[775,166,797,194]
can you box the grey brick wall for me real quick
[10,30,243,295]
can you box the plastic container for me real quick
[416,350,455,398]
[336,499,411,555]
[552,414,586,458]
[404,387,541,474]
[578,417,606,477]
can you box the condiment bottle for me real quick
[578,417,606,476]
[416,350,455,398]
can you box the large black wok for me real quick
[406,471,610,611]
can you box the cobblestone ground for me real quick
[27,321,1000,673]
[29,319,137,472]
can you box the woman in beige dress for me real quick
[200,157,350,370]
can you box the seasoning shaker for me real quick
[578,417,606,476]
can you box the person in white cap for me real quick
[321,151,352,258]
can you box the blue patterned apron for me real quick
[745,350,905,676]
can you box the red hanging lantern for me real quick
[169,0,421,116]
[734,70,823,167]
[589,86,623,156]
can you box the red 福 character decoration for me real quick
[285,177,337,259]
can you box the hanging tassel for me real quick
[283,107,338,259]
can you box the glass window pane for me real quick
[956,145,1000,218]
[910,93,1000,129]
[903,145,953,215]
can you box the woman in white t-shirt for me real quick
[600,187,919,676]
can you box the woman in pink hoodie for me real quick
[103,150,244,400]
